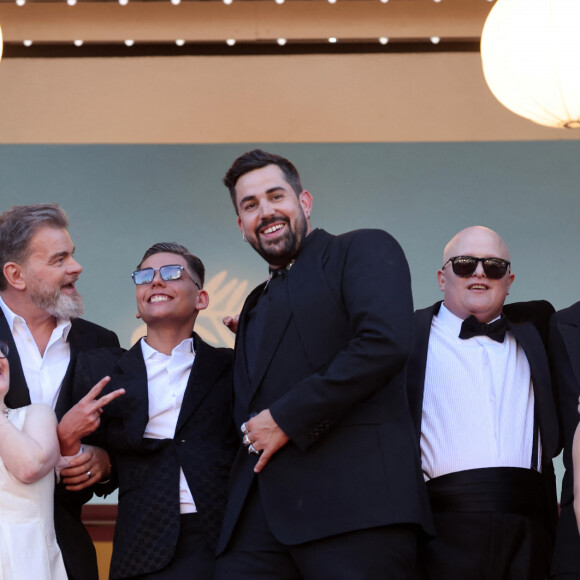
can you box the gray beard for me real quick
[28,281,84,320]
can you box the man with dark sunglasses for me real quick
[68,242,238,580]
[406,225,559,580]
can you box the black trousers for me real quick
[126,514,214,580]
[215,483,419,580]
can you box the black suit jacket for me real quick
[549,301,580,577]
[217,228,433,553]
[73,334,237,579]
[406,301,560,532]
[0,308,119,580]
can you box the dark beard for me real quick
[250,214,308,267]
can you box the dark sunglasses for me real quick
[0,341,8,359]
[443,256,511,279]
[131,265,201,289]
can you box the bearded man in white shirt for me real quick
[406,225,560,580]
[0,203,120,580]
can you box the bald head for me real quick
[443,226,511,266]
[438,226,514,323]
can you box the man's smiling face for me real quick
[234,164,312,269]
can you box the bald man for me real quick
[406,226,560,580]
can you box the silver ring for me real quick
[248,444,261,456]
[87,470,92,478]
[240,422,249,435]
[243,434,252,446]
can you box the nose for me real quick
[67,256,83,276]
[259,199,275,218]
[473,260,486,277]
[151,269,166,286]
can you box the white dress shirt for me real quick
[140,337,197,514]
[0,296,71,410]
[421,303,539,481]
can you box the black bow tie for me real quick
[459,315,508,343]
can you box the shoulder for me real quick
[333,228,402,248]
[325,228,407,265]
[552,300,580,325]
[194,334,233,364]
[25,403,57,423]
[504,300,555,345]
[71,318,119,344]
[76,346,126,373]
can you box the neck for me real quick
[143,322,195,356]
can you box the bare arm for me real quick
[0,404,60,484]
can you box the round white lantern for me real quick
[481,0,580,129]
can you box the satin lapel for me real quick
[406,303,440,441]
[249,281,292,399]
[176,335,222,432]
[0,310,30,408]
[115,342,151,443]
[558,320,580,397]
[509,320,559,459]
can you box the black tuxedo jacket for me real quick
[549,301,580,577]
[73,334,237,579]
[0,308,119,580]
[217,228,433,554]
[406,301,560,531]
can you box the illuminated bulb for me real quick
[124,39,135,47]
[277,38,287,46]
[223,0,233,5]
[379,37,389,45]
[226,39,236,46]
[430,36,441,44]
[380,0,389,3]
[67,0,77,6]
[329,37,337,43]
[23,40,33,47]
[433,0,442,3]
[74,40,83,47]
[16,0,26,6]
[328,0,337,4]
[175,39,185,46]
[275,0,285,4]
[171,0,181,5]
[119,0,129,5]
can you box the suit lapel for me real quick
[176,335,222,432]
[509,319,559,460]
[0,309,30,408]
[558,320,580,396]
[115,341,150,444]
[407,303,440,440]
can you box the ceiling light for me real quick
[328,0,337,4]
[67,0,77,6]
[379,37,389,45]
[430,36,441,44]
[23,40,33,47]
[277,38,287,46]
[16,0,26,6]
[119,0,129,5]
[329,37,338,43]
[275,0,285,4]
[171,0,181,5]
[223,0,233,5]
[175,39,185,47]
[74,40,83,47]
[226,39,236,46]
[380,0,389,3]
[124,40,135,47]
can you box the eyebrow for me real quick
[239,186,287,206]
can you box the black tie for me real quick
[459,315,508,343]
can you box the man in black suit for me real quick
[406,225,559,580]
[548,302,580,579]
[0,203,120,580]
[71,242,238,579]
[215,149,432,579]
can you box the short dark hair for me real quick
[223,149,303,213]
[137,242,205,287]
[0,204,68,291]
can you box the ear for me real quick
[3,262,26,291]
[299,190,313,216]
[136,312,141,319]
[505,272,515,296]
[237,216,245,236]
[195,290,209,311]
[437,269,445,292]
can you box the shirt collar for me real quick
[437,302,501,337]
[0,295,72,340]
[140,336,195,360]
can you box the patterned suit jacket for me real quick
[0,308,119,580]
[73,333,237,579]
